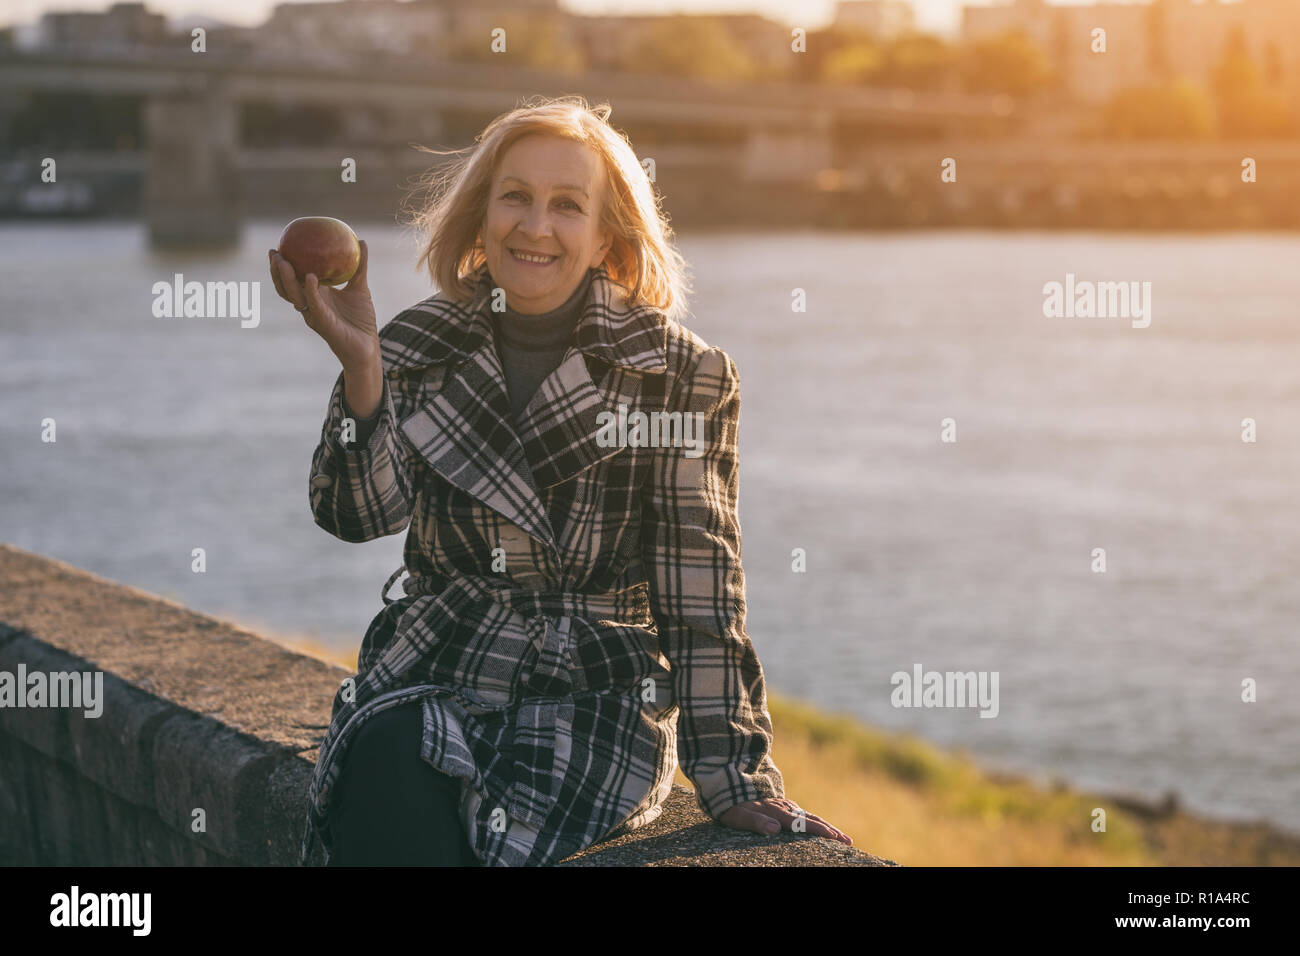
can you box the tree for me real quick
[959,30,1054,97]
[820,31,958,91]
[876,32,959,91]
[1209,25,1292,138]
[1145,0,1171,78]
[443,16,585,73]
[617,16,758,83]
[1263,41,1285,88]
[821,36,885,86]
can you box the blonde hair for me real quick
[402,94,691,323]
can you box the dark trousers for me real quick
[327,701,480,866]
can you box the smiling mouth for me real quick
[510,248,558,265]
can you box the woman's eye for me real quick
[503,191,579,211]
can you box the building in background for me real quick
[260,0,568,60]
[35,2,167,52]
[574,12,790,78]
[962,0,1300,105]
[260,0,449,58]
[834,1,917,38]
[1162,0,1300,106]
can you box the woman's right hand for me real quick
[269,239,379,371]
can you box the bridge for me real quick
[0,49,1018,245]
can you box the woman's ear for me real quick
[592,226,615,268]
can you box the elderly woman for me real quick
[270,96,850,866]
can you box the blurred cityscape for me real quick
[2,0,1299,239]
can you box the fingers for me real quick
[345,238,368,291]
[304,273,330,328]
[720,800,853,845]
[268,250,287,300]
[724,805,782,836]
[777,804,851,843]
[804,818,852,844]
[270,251,307,310]
[776,801,831,828]
[754,802,854,845]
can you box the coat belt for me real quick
[382,564,589,696]
[375,564,651,828]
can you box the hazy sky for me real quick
[1,0,1066,39]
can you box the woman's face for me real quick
[479,134,614,315]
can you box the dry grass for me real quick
[764,693,1300,866]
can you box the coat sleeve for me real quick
[308,368,415,543]
[640,346,785,821]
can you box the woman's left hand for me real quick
[718,798,852,845]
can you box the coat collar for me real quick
[385,264,670,566]
[381,264,669,377]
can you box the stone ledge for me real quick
[0,543,896,866]
[563,785,895,865]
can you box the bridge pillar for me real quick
[0,89,25,154]
[144,83,241,248]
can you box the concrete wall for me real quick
[0,544,894,866]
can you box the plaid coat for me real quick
[297,264,784,866]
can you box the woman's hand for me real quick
[269,240,379,371]
[718,797,853,845]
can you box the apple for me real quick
[276,216,361,286]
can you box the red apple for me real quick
[276,216,361,286]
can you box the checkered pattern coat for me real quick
[297,264,784,866]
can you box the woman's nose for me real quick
[519,207,554,238]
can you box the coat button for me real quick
[311,473,334,489]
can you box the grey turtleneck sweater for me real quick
[489,267,593,424]
[342,268,593,447]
